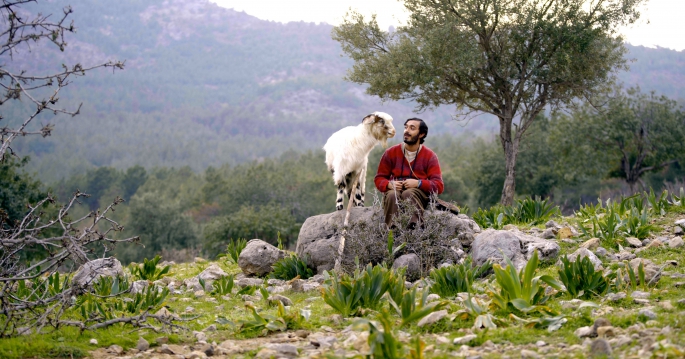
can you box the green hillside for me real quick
[5,0,685,182]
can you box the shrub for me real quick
[488,250,562,315]
[473,206,505,229]
[130,255,170,281]
[211,275,235,296]
[389,288,448,327]
[225,238,247,264]
[508,196,560,225]
[92,275,130,297]
[321,264,402,317]
[558,255,609,299]
[429,257,491,297]
[270,254,313,280]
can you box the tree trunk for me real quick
[498,110,520,206]
[500,136,520,206]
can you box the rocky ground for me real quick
[3,211,684,359]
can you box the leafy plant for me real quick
[621,208,656,239]
[321,264,401,317]
[355,311,406,359]
[226,238,247,264]
[456,295,502,329]
[386,230,406,261]
[557,255,609,299]
[130,255,170,281]
[646,188,669,216]
[211,275,234,296]
[488,251,563,315]
[93,275,130,297]
[429,257,491,297]
[579,206,623,242]
[129,286,169,314]
[612,260,651,292]
[473,206,505,229]
[237,285,258,296]
[389,288,448,327]
[270,254,313,280]
[667,187,684,209]
[237,302,303,335]
[507,197,560,225]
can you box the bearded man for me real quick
[374,118,444,229]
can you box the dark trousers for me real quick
[383,188,429,228]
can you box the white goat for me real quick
[323,111,396,223]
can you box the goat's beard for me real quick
[380,138,388,148]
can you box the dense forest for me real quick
[3,0,684,263]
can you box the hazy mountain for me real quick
[7,0,685,182]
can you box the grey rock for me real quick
[107,344,124,355]
[541,228,556,239]
[627,258,661,285]
[131,280,149,294]
[137,337,150,351]
[631,291,650,299]
[616,251,636,261]
[669,236,684,248]
[237,277,264,287]
[625,237,643,248]
[417,309,448,327]
[238,239,286,276]
[675,226,684,235]
[520,349,541,359]
[263,343,298,357]
[575,326,594,338]
[295,207,480,273]
[453,334,477,345]
[471,229,560,270]
[268,294,293,306]
[580,238,601,250]
[72,257,124,288]
[311,335,337,348]
[392,253,421,281]
[198,264,228,281]
[546,220,560,229]
[675,219,685,228]
[638,308,657,320]
[559,248,603,270]
[589,339,613,358]
[605,292,626,302]
[267,279,286,286]
[595,247,608,257]
[203,324,217,332]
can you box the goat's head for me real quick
[362,111,396,148]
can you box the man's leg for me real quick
[383,190,400,228]
[400,188,429,227]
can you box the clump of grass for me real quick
[270,254,313,280]
[429,257,491,298]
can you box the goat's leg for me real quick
[344,175,359,226]
[358,164,367,207]
[336,181,345,211]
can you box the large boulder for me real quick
[238,239,286,277]
[295,207,481,274]
[72,257,124,288]
[471,229,560,270]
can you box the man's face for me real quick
[403,120,423,145]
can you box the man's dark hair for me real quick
[404,118,428,144]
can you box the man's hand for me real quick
[388,181,402,191]
[403,179,420,189]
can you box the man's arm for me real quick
[418,153,444,194]
[374,150,393,192]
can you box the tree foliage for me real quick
[333,0,644,205]
[556,88,685,192]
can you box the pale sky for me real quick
[210,0,685,51]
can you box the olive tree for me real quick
[333,0,644,205]
[554,88,685,193]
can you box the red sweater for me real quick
[374,144,444,194]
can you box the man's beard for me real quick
[404,133,419,145]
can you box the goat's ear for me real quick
[362,114,375,124]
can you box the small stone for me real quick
[580,238,601,250]
[268,294,293,307]
[595,247,608,257]
[541,228,556,239]
[89,339,98,345]
[137,337,150,351]
[453,334,477,345]
[638,308,657,320]
[575,326,594,338]
[185,306,195,313]
[669,236,684,248]
[589,338,613,358]
[263,343,298,357]
[255,348,279,359]
[546,220,560,228]
[536,340,547,347]
[616,251,636,261]
[625,237,643,248]
[633,298,650,305]
[520,349,541,358]
[605,292,626,302]
[194,290,206,298]
[596,326,616,338]
[426,294,441,302]
[675,219,685,228]
[645,239,663,249]
[675,226,685,236]
[194,331,207,342]
[203,324,217,332]
[156,337,169,344]
[436,336,450,344]
[593,318,611,332]
[107,345,124,355]
[658,301,674,310]
[417,309,448,327]
[187,350,207,359]
[631,291,650,299]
